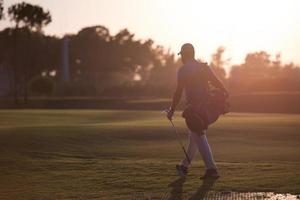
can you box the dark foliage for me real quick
[30,76,54,95]
[1,2,299,99]
[0,0,3,20]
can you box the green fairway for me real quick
[0,110,299,199]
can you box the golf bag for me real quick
[182,89,230,133]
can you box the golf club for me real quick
[162,110,191,164]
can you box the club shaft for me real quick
[169,120,191,164]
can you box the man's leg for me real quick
[181,131,198,167]
[176,131,198,176]
[190,130,217,170]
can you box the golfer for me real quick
[166,43,229,179]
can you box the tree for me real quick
[228,51,300,93]
[0,0,4,20]
[69,26,112,93]
[8,2,51,31]
[210,46,228,82]
[8,2,51,104]
[68,27,158,95]
[145,46,180,97]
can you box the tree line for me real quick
[0,1,300,104]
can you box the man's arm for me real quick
[167,81,184,120]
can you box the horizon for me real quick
[1,0,300,72]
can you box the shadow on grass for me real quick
[167,177,218,200]
[167,177,186,200]
[188,178,218,200]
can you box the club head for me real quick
[162,109,169,114]
[162,109,172,121]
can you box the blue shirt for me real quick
[177,59,221,105]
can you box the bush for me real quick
[54,82,97,96]
[30,76,54,96]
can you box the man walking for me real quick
[166,43,229,179]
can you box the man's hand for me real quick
[166,108,174,121]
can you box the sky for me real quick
[1,0,300,71]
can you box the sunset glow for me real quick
[1,0,300,70]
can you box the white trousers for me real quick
[181,130,217,170]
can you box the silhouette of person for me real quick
[167,177,186,200]
[166,43,229,179]
[188,178,217,200]
[167,176,217,200]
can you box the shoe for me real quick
[176,164,188,177]
[200,168,220,179]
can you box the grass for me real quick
[0,110,299,199]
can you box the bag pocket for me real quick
[182,106,208,132]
